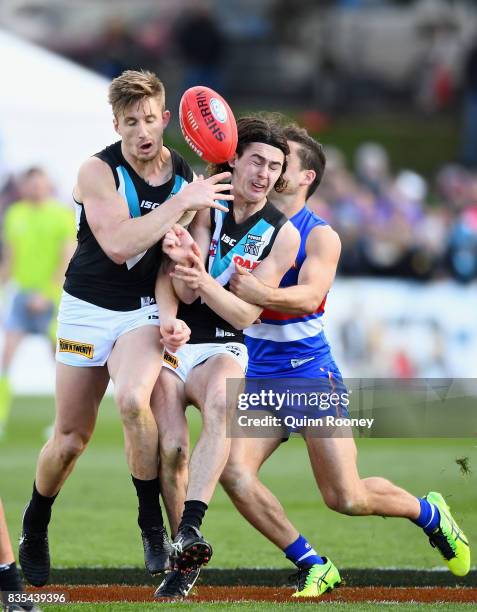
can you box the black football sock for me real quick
[22,481,57,533]
[178,500,208,531]
[0,561,24,592]
[0,562,36,610]
[131,475,164,531]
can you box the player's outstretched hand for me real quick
[171,242,208,291]
[229,262,270,307]
[160,318,191,353]
[179,172,232,212]
[163,224,195,262]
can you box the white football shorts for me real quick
[56,291,160,367]
[162,342,248,382]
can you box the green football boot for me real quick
[426,491,470,576]
[291,557,341,598]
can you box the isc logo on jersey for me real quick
[140,200,162,210]
[221,233,236,246]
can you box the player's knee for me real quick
[202,394,227,428]
[115,385,149,423]
[323,489,369,515]
[160,437,189,471]
[55,431,88,466]
[221,463,254,500]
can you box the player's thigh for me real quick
[55,362,109,438]
[108,325,164,401]
[151,368,188,445]
[186,354,244,415]
[304,434,360,494]
[226,435,282,474]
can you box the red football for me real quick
[179,86,238,164]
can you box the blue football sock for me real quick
[412,497,440,534]
[283,534,325,568]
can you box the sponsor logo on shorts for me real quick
[291,357,315,368]
[58,338,94,359]
[163,351,179,369]
[225,344,243,357]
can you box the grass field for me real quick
[41,604,477,612]
[1,395,475,572]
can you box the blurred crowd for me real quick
[2,147,477,286]
[309,143,477,283]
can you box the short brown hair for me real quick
[208,116,289,193]
[283,124,326,198]
[108,70,166,117]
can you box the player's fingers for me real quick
[164,232,180,247]
[235,262,249,275]
[214,182,234,192]
[211,201,230,212]
[177,320,191,335]
[208,171,232,183]
[191,242,202,258]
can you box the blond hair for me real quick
[108,70,166,117]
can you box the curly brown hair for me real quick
[207,116,290,193]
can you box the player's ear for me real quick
[113,116,120,135]
[228,153,238,169]
[162,110,171,128]
[303,169,316,187]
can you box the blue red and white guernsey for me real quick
[244,205,342,379]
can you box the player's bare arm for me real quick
[163,210,213,304]
[230,225,340,315]
[155,260,190,353]
[76,157,232,265]
[173,220,300,329]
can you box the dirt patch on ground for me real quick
[31,585,477,603]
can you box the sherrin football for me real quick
[179,86,238,164]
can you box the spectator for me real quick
[460,37,477,168]
[0,168,76,439]
[173,4,226,92]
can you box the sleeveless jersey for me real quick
[64,141,193,311]
[179,200,287,343]
[244,206,331,372]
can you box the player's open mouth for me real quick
[139,142,153,153]
[251,182,266,191]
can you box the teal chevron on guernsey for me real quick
[117,165,141,218]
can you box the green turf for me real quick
[41,603,477,611]
[1,396,475,570]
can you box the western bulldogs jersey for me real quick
[179,200,287,343]
[64,141,193,311]
[245,206,335,376]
